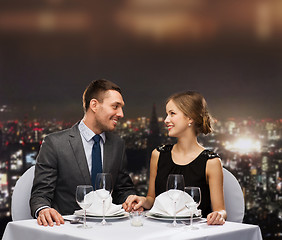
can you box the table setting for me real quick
[74,173,129,228]
[2,173,263,240]
[73,173,203,229]
[74,190,128,220]
[146,190,202,221]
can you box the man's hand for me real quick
[37,208,65,227]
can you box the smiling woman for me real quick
[123,90,227,225]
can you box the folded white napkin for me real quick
[149,190,201,217]
[74,190,123,216]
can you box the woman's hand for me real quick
[122,195,146,212]
[207,211,226,225]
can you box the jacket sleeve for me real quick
[111,141,136,204]
[29,135,58,218]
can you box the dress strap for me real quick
[201,149,220,159]
[156,144,173,152]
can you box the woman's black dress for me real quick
[155,144,220,217]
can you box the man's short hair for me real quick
[83,79,121,112]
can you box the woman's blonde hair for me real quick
[166,91,213,135]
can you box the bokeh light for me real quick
[225,137,261,154]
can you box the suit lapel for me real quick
[69,123,91,184]
[103,132,114,173]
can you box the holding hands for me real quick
[122,195,146,212]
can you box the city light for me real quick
[0,117,281,238]
[225,137,261,154]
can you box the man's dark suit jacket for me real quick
[30,122,136,217]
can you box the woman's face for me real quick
[164,100,191,137]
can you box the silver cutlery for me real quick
[64,218,83,224]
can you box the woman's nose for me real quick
[164,115,169,124]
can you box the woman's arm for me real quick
[123,149,160,211]
[206,157,227,225]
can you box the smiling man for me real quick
[30,79,136,227]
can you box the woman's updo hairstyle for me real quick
[166,91,213,135]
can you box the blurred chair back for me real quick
[11,166,35,221]
[223,168,245,223]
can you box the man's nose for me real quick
[117,108,124,118]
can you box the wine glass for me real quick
[166,174,185,227]
[184,187,201,230]
[95,173,113,226]
[76,185,93,229]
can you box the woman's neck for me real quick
[174,135,204,155]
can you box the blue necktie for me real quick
[91,134,102,188]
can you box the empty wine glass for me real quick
[76,185,93,229]
[95,173,113,226]
[184,187,201,230]
[166,174,185,227]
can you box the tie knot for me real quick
[93,134,101,143]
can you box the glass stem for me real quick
[83,209,87,228]
[102,199,106,225]
[173,201,177,227]
[190,212,193,228]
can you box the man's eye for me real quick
[113,105,118,109]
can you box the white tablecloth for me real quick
[3,216,262,240]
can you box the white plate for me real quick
[74,210,129,220]
[146,212,201,221]
[85,213,129,220]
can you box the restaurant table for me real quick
[2,215,262,240]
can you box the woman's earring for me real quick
[188,123,191,127]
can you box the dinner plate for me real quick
[85,213,129,220]
[74,210,129,220]
[146,212,201,221]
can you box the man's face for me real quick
[94,90,124,133]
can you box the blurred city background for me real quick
[0,0,282,239]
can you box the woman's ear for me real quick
[187,118,193,127]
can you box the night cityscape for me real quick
[1,1,282,239]
[0,104,281,239]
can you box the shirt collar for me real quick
[78,120,106,143]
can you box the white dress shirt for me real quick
[78,120,106,171]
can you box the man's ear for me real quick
[89,99,99,113]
